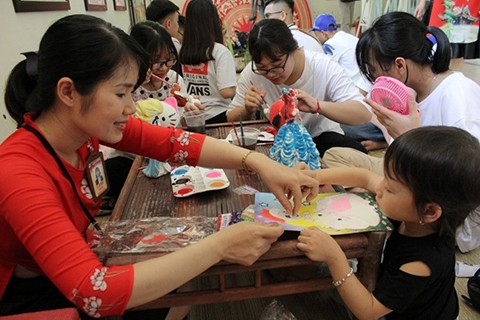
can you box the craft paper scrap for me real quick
[254,192,393,234]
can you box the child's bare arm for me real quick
[297,227,392,319]
[313,167,382,193]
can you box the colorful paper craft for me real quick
[170,165,230,197]
[254,192,393,234]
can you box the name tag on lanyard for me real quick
[85,151,110,201]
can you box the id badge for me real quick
[85,151,110,201]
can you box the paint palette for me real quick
[170,165,230,197]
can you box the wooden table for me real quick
[107,120,387,309]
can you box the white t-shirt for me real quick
[419,72,480,140]
[228,50,370,138]
[289,24,324,54]
[182,43,237,120]
[172,37,181,55]
[324,31,372,92]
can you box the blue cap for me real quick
[311,14,337,32]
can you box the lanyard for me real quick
[23,125,103,235]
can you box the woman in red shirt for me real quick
[0,15,319,319]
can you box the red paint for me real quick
[177,186,194,196]
[261,209,285,223]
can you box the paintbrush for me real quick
[249,81,270,120]
[150,73,174,87]
[239,114,245,146]
[231,121,241,146]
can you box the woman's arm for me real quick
[296,89,372,125]
[129,221,283,308]
[219,86,236,99]
[198,136,319,213]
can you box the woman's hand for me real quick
[184,97,205,112]
[215,222,284,265]
[295,89,318,113]
[365,93,420,139]
[244,85,265,115]
[251,156,319,214]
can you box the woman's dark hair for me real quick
[4,14,149,127]
[130,20,182,76]
[384,126,480,239]
[179,0,224,65]
[248,19,298,63]
[356,11,451,82]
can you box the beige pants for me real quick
[323,147,480,253]
[338,1,355,33]
[323,147,384,174]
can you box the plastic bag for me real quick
[96,216,217,254]
[260,299,297,320]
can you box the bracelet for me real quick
[332,267,354,287]
[241,150,256,174]
[315,100,321,114]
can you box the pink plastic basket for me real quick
[370,76,410,115]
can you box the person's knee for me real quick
[323,147,384,174]
[323,147,355,168]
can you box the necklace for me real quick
[145,81,160,91]
[419,73,438,102]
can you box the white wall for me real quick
[0,0,359,142]
[0,0,132,142]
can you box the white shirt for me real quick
[323,31,372,92]
[289,24,324,54]
[419,72,480,140]
[172,37,182,55]
[228,50,370,138]
[182,43,237,120]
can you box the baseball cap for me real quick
[311,14,337,32]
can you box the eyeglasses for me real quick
[264,10,284,19]
[252,53,289,76]
[152,55,177,69]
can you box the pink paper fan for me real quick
[371,76,410,115]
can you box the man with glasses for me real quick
[263,0,323,53]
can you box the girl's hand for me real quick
[215,222,284,265]
[365,93,420,139]
[184,97,205,112]
[253,158,319,213]
[297,227,341,263]
[295,89,318,114]
[244,85,265,115]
